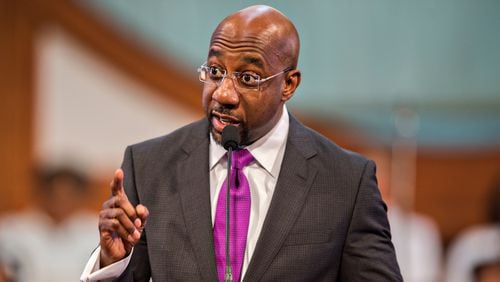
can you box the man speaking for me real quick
[81,5,402,281]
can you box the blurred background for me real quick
[1,0,499,281]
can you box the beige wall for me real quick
[35,27,199,177]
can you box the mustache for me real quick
[211,106,233,115]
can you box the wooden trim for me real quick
[30,0,203,115]
[0,0,35,212]
[415,151,500,245]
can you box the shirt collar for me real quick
[209,105,290,178]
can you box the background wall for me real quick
[82,0,500,148]
[35,27,199,176]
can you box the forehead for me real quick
[207,24,282,71]
[208,46,266,70]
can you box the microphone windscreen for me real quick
[221,125,240,150]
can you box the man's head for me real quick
[201,5,301,145]
[35,167,90,224]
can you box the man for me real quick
[81,5,402,281]
[445,179,500,282]
[0,167,97,282]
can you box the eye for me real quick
[207,66,225,80]
[238,72,260,87]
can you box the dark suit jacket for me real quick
[118,115,402,281]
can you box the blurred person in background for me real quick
[474,261,500,282]
[388,203,443,282]
[0,167,98,282]
[369,149,443,282]
[445,178,500,282]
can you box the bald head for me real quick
[210,5,300,69]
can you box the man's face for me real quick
[202,29,287,145]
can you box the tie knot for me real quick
[232,149,254,170]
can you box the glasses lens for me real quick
[236,73,260,90]
[199,67,207,82]
[198,63,271,91]
[207,66,225,83]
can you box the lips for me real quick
[211,111,241,133]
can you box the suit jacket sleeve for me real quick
[339,160,402,281]
[117,146,152,282]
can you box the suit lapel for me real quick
[244,116,318,281]
[176,120,218,281]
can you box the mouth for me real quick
[211,111,241,134]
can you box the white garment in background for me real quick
[388,205,443,282]
[0,210,98,282]
[445,224,500,282]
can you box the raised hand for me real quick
[98,169,149,267]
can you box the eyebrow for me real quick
[208,48,222,58]
[241,56,264,69]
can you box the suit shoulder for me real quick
[299,123,371,168]
[128,118,208,155]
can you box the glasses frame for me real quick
[197,62,292,91]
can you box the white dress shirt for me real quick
[81,105,289,281]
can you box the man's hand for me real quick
[98,169,149,267]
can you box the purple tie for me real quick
[214,149,254,282]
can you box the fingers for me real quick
[104,193,137,217]
[100,169,150,246]
[99,169,150,265]
[101,197,140,236]
[99,208,141,242]
[107,168,138,220]
[111,169,125,197]
[135,204,150,230]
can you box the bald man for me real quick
[81,5,401,282]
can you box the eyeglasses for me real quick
[197,62,292,91]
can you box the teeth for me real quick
[220,118,232,124]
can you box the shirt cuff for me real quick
[80,246,133,282]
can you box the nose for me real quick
[211,76,240,108]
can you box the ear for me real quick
[281,69,301,102]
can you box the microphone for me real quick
[221,125,240,282]
[222,125,240,150]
